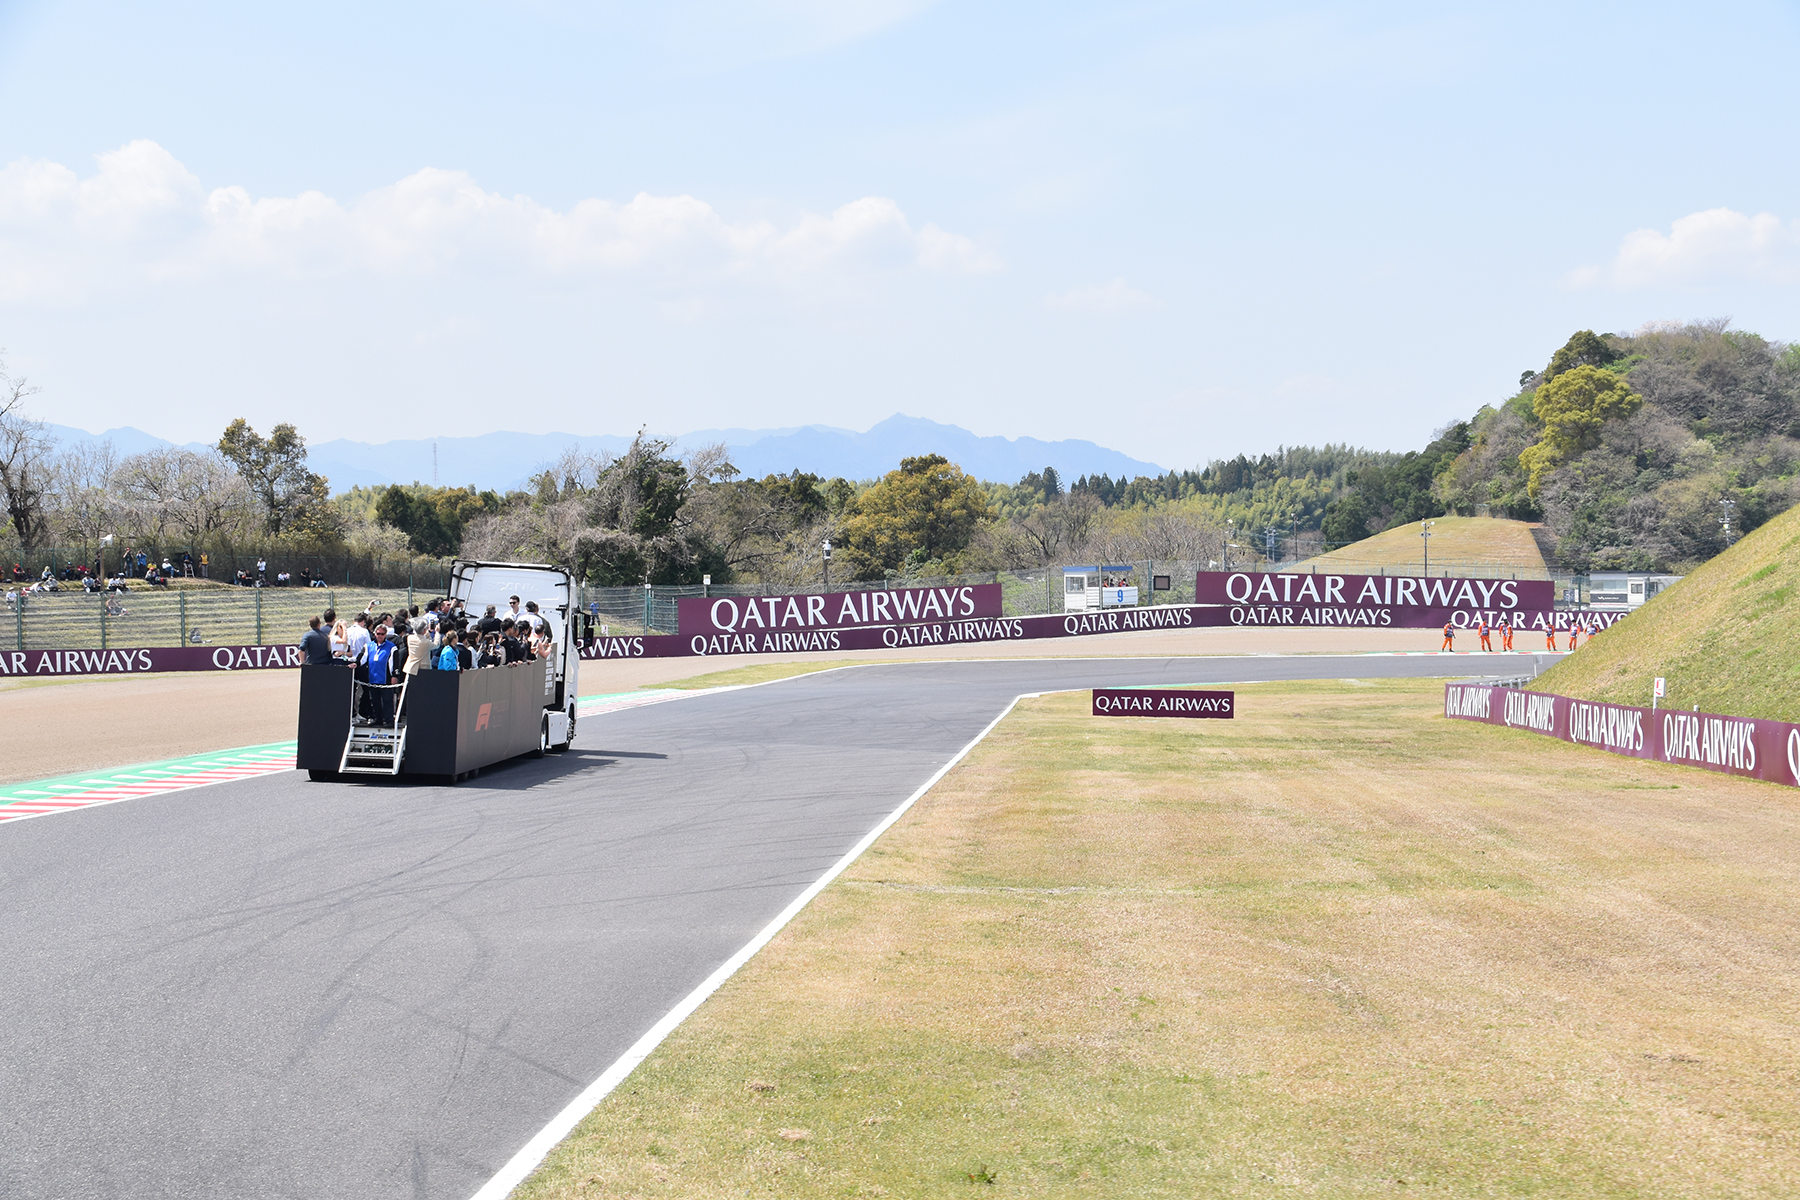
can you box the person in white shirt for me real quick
[506,595,524,626]
[346,613,373,663]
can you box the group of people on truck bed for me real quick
[300,594,556,676]
[299,595,557,727]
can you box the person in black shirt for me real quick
[500,619,528,664]
[478,605,503,635]
[299,616,334,665]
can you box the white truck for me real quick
[298,559,592,781]
[448,558,586,751]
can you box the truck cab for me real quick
[448,559,588,750]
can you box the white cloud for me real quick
[0,140,999,303]
[1044,278,1152,312]
[1570,207,1800,288]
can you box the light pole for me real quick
[822,539,832,592]
[1421,519,1436,575]
[1719,497,1736,546]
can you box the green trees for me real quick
[1517,365,1643,496]
[1316,424,1468,545]
[840,454,994,578]
[374,484,499,557]
[216,419,337,537]
[1545,329,1622,380]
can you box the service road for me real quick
[0,655,1506,1200]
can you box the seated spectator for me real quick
[82,575,101,594]
[188,626,206,644]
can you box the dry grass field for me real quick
[517,678,1800,1199]
[1301,516,1549,578]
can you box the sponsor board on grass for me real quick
[1196,570,1568,629]
[1092,688,1234,718]
[1444,683,1795,787]
[0,644,302,676]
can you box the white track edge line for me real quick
[466,690,1033,1200]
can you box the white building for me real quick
[1586,572,1681,610]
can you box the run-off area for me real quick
[516,677,1800,1200]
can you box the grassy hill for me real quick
[1301,516,1550,578]
[1531,501,1800,720]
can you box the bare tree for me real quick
[113,447,256,547]
[0,359,54,557]
[50,439,120,555]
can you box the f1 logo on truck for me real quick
[475,703,491,731]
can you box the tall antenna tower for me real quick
[432,440,439,486]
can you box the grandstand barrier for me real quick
[1444,682,1799,788]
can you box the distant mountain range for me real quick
[43,414,1169,494]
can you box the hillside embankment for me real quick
[1531,501,1800,721]
[1300,515,1551,578]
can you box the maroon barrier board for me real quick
[0,644,302,677]
[587,603,1209,659]
[1196,570,1557,629]
[677,583,1003,636]
[1444,682,1800,787]
[1093,688,1233,718]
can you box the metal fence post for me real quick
[100,599,108,650]
[14,598,21,650]
[255,588,263,645]
[642,583,652,632]
[179,591,188,644]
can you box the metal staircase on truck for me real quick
[338,676,410,776]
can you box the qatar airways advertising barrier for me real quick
[1196,570,1558,628]
[677,583,1003,638]
[0,644,302,677]
[1444,683,1798,787]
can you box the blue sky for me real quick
[1,1,1798,471]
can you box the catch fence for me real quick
[6,558,1585,650]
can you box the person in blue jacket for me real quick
[436,630,462,672]
[366,625,397,725]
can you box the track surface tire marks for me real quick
[0,656,1476,1200]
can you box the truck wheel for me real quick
[531,717,548,759]
[552,706,575,752]
[308,769,335,782]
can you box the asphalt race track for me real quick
[0,655,1509,1200]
